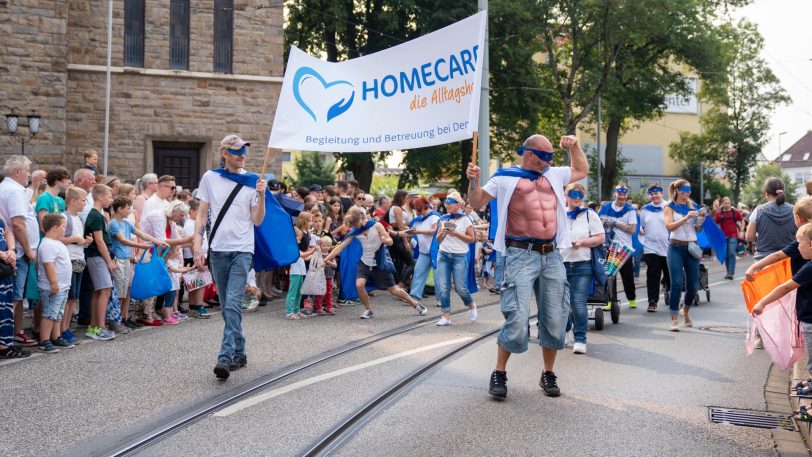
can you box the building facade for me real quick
[777,131,812,197]
[0,0,284,190]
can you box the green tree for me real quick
[740,163,797,207]
[293,151,336,187]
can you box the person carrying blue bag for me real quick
[429,191,478,326]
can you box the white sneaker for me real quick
[469,304,478,321]
[416,304,427,316]
[436,317,452,326]
[669,321,679,332]
[564,331,575,348]
[360,309,374,319]
[573,342,587,354]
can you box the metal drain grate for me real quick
[709,407,795,431]
[699,326,747,334]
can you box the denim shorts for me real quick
[40,289,69,321]
[497,247,569,352]
[86,256,113,291]
[69,270,83,300]
[13,255,29,302]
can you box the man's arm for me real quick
[131,227,169,249]
[561,135,588,183]
[466,163,494,209]
[93,230,115,272]
[745,220,757,242]
[251,181,267,226]
[11,216,33,260]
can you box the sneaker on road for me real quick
[214,360,230,380]
[52,337,75,349]
[628,299,637,309]
[96,328,116,340]
[669,321,679,332]
[229,354,247,371]
[62,329,81,345]
[540,370,561,397]
[416,304,427,316]
[683,313,693,328]
[573,342,587,354]
[163,316,180,325]
[647,304,657,313]
[37,341,59,354]
[360,309,374,319]
[108,321,130,334]
[436,317,452,326]
[469,303,478,321]
[14,331,37,347]
[488,370,508,398]
[85,326,101,340]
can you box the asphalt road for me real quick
[1,256,794,457]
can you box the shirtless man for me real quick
[467,134,588,399]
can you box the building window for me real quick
[124,0,145,67]
[213,0,233,73]
[170,0,190,70]
[804,152,810,161]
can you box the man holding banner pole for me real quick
[467,134,588,399]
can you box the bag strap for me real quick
[209,183,244,247]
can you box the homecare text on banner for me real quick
[268,11,487,153]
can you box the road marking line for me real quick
[214,336,474,417]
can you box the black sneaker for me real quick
[488,370,508,398]
[540,370,560,397]
[229,355,247,371]
[214,360,230,379]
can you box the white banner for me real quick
[663,78,698,114]
[268,11,487,152]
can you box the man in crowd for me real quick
[73,168,95,221]
[337,181,352,212]
[467,134,588,399]
[143,175,176,217]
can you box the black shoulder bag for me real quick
[206,183,245,264]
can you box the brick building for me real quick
[0,0,284,190]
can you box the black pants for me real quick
[612,258,636,301]
[643,253,670,305]
[78,267,93,324]
[389,237,414,285]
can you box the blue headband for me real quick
[648,186,663,194]
[615,187,628,194]
[517,145,554,163]
[226,146,247,157]
[678,185,692,193]
[445,197,460,205]
[567,190,584,199]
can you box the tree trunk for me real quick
[601,116,622,199]
[339,152,375,192]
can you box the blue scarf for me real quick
[667,201,699,215]
[428,213,478,293]
[643,203,663,213]
[210,168,298,271]
[338,221,378,301]
[567,207,589,220]
[599,202,643,254]
[410,211,441,259]
[492,166,547,182]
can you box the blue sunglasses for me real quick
[227,146,248,157]
[678,185,692,193]
[615,188,628,194]
[648,187,663,194]
[517,146,554,163]
[567,190,584,199]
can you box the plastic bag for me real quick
[130,247,172,301]
[183,268,213,292]
[301,250,327,296]
[746,289,806,370]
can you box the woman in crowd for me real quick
[560,183,604,354]
[406,196,440,304]
[598,182,639,309]
[323,207,425,319]
[663,179,705,331]
[715,196,744,279]
[387,190,415,289]
[434,191,477,326]
[745,177,795,262]
[0,214,27,358]
[640,183,670,312]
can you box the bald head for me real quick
[519,134,555,171]
[74,168,95,191]
[523,134,554,152]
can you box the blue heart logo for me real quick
[292,67,355,123]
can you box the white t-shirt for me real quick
[0,179,39,257]
[80,193,94,222]
[669,207,699,242]
[358,224,384,267]
[439,214,473,254]
[601,202,636,247]
[560,209,604,262]
[37,237,72,291]
[143,194,170,219]
[141,210,169,242]
[196,170,259,253]
[63,212,86,261]
[640,203,669,257]
[413,214,440,254]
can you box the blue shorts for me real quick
[13,255,29,302]
[40,289,68,321]
[497,247,569,352]
[69,270,83,300]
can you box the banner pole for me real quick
[471,131,479,167]
[259,147,272,182]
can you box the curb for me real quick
[775,358,812,456]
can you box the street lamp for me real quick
[4,109,42,156]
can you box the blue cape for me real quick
[409,211,441,258]
[338,220,378,300]
[667,202,726,264]
[599,202,643,254]
[211,168,298,271]
[429,213,478,294]
[642,203,663,213]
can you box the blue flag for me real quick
[211,168,299,271]
[429,214,478,294]
[696,217,727,264]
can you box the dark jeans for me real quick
[667,243,699,317]
[78,266,93,323]
[390,236,414,284]
[643,253,670,306]
[611,257,635,301]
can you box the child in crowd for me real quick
[109,196,168,327]
[37,215,74,353]
[182,199,210,319]
[752,223,812,375]
[82,149,98,175]
[84,184,116,341]
[164,245,194,325]
[59,187,91,345]
[314,236,337,315]
[286,212,316,319]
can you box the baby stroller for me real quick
[586,279,619,330]
[662,263,709,307]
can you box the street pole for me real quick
[477,0,489,185]
[103,0,112,176]
[597,94,602,202]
